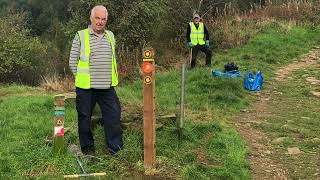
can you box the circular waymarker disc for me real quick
[144,76,152,85]
[144,50,151,58]
[143,62,153,73]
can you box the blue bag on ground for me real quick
[244,71,263,91]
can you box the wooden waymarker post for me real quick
[53,95,65,155]
[142,48,156,172]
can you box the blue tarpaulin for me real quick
[212,70,242,78]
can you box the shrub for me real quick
[0,13,49,85]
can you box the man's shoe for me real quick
[81,146,95,156]
[106,145,122,155]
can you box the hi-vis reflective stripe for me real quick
[78,31,86,60]
[77,67,89,73]
[105,32,115,59]
[105,31,119,85]
[80,56,89,61]
[78,29,90,61]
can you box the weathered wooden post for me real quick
[53,95,65,155]
[142,48,156,173]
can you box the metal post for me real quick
[189,48,192,67]
[179,63,185,131]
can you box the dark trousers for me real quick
[191,45,212,68]
[76,87,123,153]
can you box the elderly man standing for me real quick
[69,5,123,155]
[186,13,212,68]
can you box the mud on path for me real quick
[233,47,320,179]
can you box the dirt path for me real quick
[234,47,320,179]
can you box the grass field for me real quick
[1,23,320,179]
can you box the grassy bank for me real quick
[1,24,320,179]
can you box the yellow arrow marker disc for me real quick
[144,50,151,58]
[144,76,152,85]
[56,119,64,126]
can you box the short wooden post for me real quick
[142,48,156,173]
[53,95,65,155]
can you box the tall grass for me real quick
[207,0,320,50]
[40,74,74,92]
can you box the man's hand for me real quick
[205,40,209,47]
[188,42,194,48]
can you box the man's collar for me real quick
[88,25,95,35]
[88,25,106,35]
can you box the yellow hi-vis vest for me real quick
[189,22,205,46]
[75,28,119,89]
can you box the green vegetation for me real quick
[3,0,316,85]
[1,23,320,178]
[0,14,51,85]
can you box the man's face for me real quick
[90,9,107,33]
[193,17,200,25]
